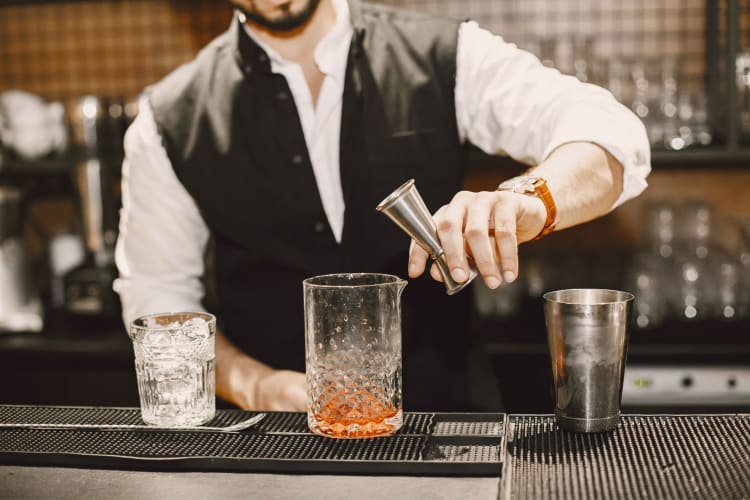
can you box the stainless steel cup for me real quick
[543,289,634,433]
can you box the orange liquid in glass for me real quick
[310,384,402,439]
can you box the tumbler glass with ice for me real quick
[304,273,406,439]
[129,312,216,427]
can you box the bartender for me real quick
[114,0,650,412]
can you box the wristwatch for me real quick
[496,174,557,241]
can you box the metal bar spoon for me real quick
[0,413,267,433]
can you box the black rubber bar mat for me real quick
[0,406,505,476]
[502,414,750,500]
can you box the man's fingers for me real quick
[434,193,471,283]
[493,201,519,283]
[411,192,524,288]
[408,239,445,282]
[464,192,503,289]
[408,239,430,278]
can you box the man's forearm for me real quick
[214,328,308,411]
[531,142,624,231]
[215,327,273,409]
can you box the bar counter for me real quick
[0,467,496,499]
[1,407,748,499]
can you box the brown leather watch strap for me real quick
[496,175,558,241]
[531,178,557,241]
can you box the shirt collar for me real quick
[313,0,352,76]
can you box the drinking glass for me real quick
[304,273,406,439]
[130,312,216,427]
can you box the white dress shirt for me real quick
[114,3,651,325]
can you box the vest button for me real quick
[257,53,268,63]
[314,221,326,233]
[276,91,289,101]
[243,65,253,74]
[292,154,304,165]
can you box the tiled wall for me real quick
[0,0,717,101]
[381,0,708,92]
[0,1,233,100]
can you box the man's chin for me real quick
[241,0,321,33]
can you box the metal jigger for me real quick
[376,179,477,295]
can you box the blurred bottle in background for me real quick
[738,49,750,142]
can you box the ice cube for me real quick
[182,317,210,341]
[143,329,174,345]
[161,321,183,340]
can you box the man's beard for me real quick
[239,0,321,32]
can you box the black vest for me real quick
[148,1,500,411]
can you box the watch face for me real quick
[499,175,539,193]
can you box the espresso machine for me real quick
[62,96,120,323]
[0,186,44,333]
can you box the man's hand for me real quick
[408,143,625,290]
[252,369,307,411]
[408,189,546,289]
[215,328,307,411]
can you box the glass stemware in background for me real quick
[670,201,717,320]
[626,252,669,329]
[689,92,712,147]
[533,35,596,84]
[605,59,629,104]
[625,200,745,326]
[539,36,557,69]
[524,36,713,150]
[631,60,652,123]
[594,55,713,150]
[677,200,713,260]
[673,255,718,321]
[711,248,745,321]
[572,36,595,83]
[625,201,677,329]
[643,200,677,258]
[659,57,678,149]
[665,92,712,150]
[554,36,575,76]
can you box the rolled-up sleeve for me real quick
[113,100,210,327]
[455,20,651,210]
